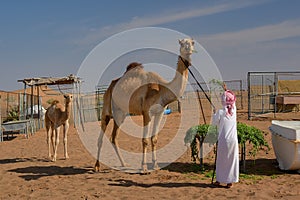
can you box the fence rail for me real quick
[78,80,244,124]
[247,71,300,119]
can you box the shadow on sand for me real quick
[1,156,91,181]
[162,159,295,176]
[8,165,90,181]
[108,178,215,188]
[0,157,49,164]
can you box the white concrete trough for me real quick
[269,120,300,172]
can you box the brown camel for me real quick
[95,38,195,173]
[45,94,72,161]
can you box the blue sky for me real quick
[0,0,300,91]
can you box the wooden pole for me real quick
[211,142,218,184]
[31,85,34,119]
[37,86,41,129]
[196,89,206,168]
[196,90,206,124]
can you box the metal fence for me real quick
[188,79,244,110]
[0,91,43,141]
[79,80,243,124]
[79,86,181,123]
[0,91,42,122]
[247,71,300,119]
[79,92,98,122]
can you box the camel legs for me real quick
[63,121,69,159]
[95,115,110,172]
[45,115,54,159]
[150,112,164,170]
[142,106,164,172]
[110,106,126,167]
[52,126,61,162]
[51,125,56,159]
[45,121,52,159]
[142,113,151,173]
[111,119,126,167]
[95,107,126,171]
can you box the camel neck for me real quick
[163,56,190,105]
[179,56,191,70]
[65,102,71,118]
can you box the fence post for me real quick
[240,80,243,110]
[274,72,278,118]
[241,142,246,172]
[199,135,204,168]
[247,72,251,120]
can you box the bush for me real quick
[184,122,270,162]
[237,122,270,156]
[3,106,19,122]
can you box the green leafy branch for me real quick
[184,124,217,162]
[184,122,270,162]
[237,122,270,157]
[4,106,19,122]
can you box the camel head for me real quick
[63,94,72,104]
[179,38,195,62]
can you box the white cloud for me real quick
[74,0,269,46]
[199,19,300,48]
[125,0,265,28]
[195,19,300,81]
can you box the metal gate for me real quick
[247,71,300,119]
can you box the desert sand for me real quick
[0,111,300,200]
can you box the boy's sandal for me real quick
[226,183,233,188]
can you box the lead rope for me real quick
[180,56,216,110]
[180,56,218,184]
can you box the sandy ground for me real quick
[0,111,300,200]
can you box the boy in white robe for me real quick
[212,90,239,188]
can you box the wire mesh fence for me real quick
[0,91,42,122]
[188,80,244,110]
[247,71,300,119]
[0,91,43,140]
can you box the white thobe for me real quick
[212,105,239,184]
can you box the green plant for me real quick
[185,122,270,162]
[4,106,19,122]
[46,98,55,105]
[184,124,217,162]
[208,79,224,88]
[237,122,270,156]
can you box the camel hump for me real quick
[148,83,160,91]
[51,100,59,105]
[126,62,143,72]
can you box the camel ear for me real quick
[179,39,183,45]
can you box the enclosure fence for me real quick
[0,91,42,121]
[247,71,300,119]
[188,79,244,110]
[78,80,243,124]
[0,91,43,141]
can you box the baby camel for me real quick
[45,94,72,161]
